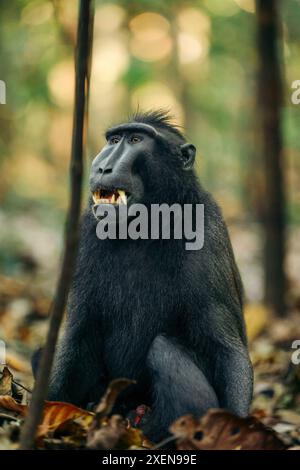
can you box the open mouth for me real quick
[92,189,129,205]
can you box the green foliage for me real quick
[122,59,154,91]
[0,0,299,227]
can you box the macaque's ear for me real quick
[180,143,196,170]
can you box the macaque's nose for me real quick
[97,163,112,175]
[94,140,125,175]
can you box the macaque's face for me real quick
[89,123,159,211]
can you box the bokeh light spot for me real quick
[48,61,74,108]
[129,12,172,62]
[94,4,126,34]
[178,33,208,64]
[177,8,211,36]
[92,39,129,83]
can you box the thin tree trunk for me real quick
[19,0,95,449]
[256,0,287,316]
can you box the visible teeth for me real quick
[93,189,127,205]
[118,190,127,204]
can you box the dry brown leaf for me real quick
[0,395,28,416]
[95,378,136,417]
[0,394,94,441]
[37,401,94,437]
[170,409,286,450]
[0,367,13,396]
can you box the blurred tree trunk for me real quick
[19,0,95,449]
[168,10,193,135]
[256,0,287,316]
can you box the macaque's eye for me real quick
[109,135,121,145]
[129,135,143,144]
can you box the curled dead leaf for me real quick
[95,378,136,417]
[0,395,28,416]
[37,401,94,437]
[170,409,286,450]
[0,396,94,440]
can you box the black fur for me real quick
[42,110,253,442]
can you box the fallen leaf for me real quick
[95,378,136,417]
[37,401,94,437]
[170,409,286,450]
[0,367,13,396]
[0,396,94,442]
[0,395,27,416]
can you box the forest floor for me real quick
[0,219,300,449]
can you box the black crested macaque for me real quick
[43,110,253,441]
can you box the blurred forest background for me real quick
[1,0,300,440]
